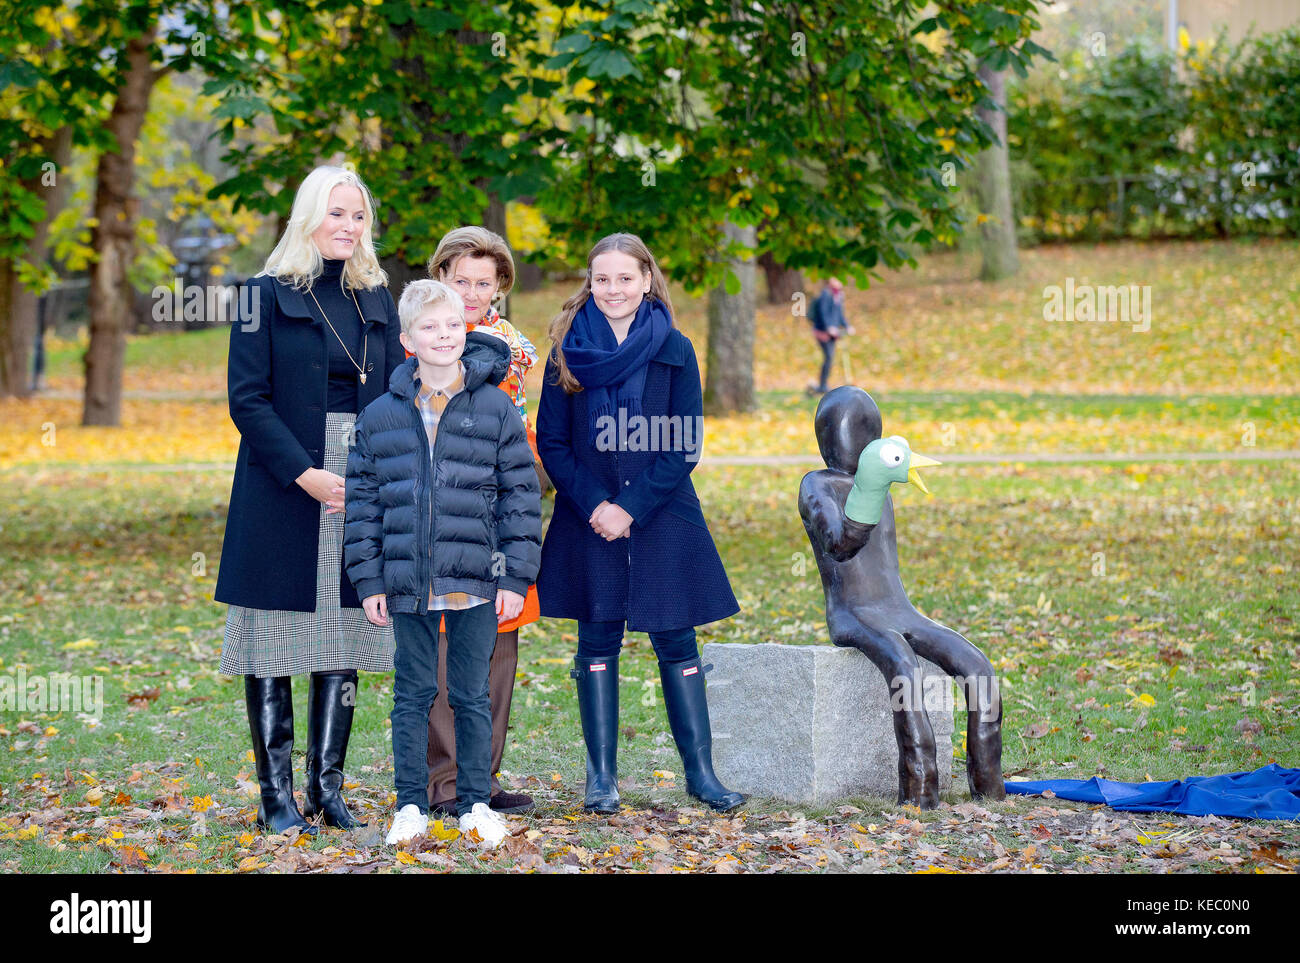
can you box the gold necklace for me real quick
[308,280,370,385]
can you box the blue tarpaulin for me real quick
[1004,763,1300,820]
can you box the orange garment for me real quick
[439,583,539,633]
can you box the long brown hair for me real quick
[547,233,675,394]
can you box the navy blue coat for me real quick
[214,272,404,612]
[535,328,739,633]
[809,288,846,334]
[343,336,542,614]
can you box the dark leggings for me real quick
[817,337,836,390]
[576,620,698,664]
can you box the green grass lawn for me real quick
[4,238,1297,873]
[1,457,1296,872]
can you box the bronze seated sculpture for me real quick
[798,386,1005,808]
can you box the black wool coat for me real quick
[214,272,404,612]
[342,335,542,614]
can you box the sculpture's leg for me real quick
[903,620,1005,801]
[833,619,940,808]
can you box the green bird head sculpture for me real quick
[843,435,942,525]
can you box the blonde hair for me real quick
[397,279,466,336]
[428,226,516,300]
[547,233,675,394]
[261,165,388,291]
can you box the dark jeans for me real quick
[577,620,698,664]
[816,337,836,391]
[392,603,498,816]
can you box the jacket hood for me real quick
[814,386,883,474]
[387,330,511,399]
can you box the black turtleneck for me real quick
[308,257,365,413]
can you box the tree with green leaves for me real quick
[204,1,556,302]
[1,1,252,420]
[536,0,1052,412]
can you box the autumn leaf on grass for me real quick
[1125,687,1156,708]
[126,688,161,709]
[429,820,460,842]
[1235,718,1263,739]
[62,638,97,651]
[237,856,265,872]
[502,833,542,860]
[1023,722,1051,739]
[84,787,104,806]
[116,846,148,870]
[395,851,417,865]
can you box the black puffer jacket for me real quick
[343,332,541,614]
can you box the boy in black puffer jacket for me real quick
[344,279,541,848]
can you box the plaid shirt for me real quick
[414,360,491,612]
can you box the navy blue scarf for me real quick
[561,295,672,446]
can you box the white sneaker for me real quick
[385,804,429,844]
[458,802,509,849]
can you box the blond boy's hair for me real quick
[428,226,516,299]
[397,279,466,336]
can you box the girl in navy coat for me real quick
[536,233,745,813]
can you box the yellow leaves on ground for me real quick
[0,399,238,466]
[428,820,460,842]
[751,241,1299,396]
[1126,687,1157,708]
[10,242,1297,467]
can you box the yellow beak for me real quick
[906,452,941,494]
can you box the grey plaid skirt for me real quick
[219,411,396,678]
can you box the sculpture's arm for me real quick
[802,482,876,562]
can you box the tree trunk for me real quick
[483,193,511,320]
[972,61,1019,282]
[1,125,73,397]
[380,255,423,303]
[703,218,757,416]
[83,29,157,426]
[757,251,804,305]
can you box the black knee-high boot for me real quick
[245,675,315,835]
[303,670,359,829]
[571,655,620,814]
[659,657,746,813]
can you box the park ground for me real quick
[0,238,1297,873]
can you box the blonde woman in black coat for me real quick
[215,165,404,833]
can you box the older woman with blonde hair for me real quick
[215,165,404,833]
